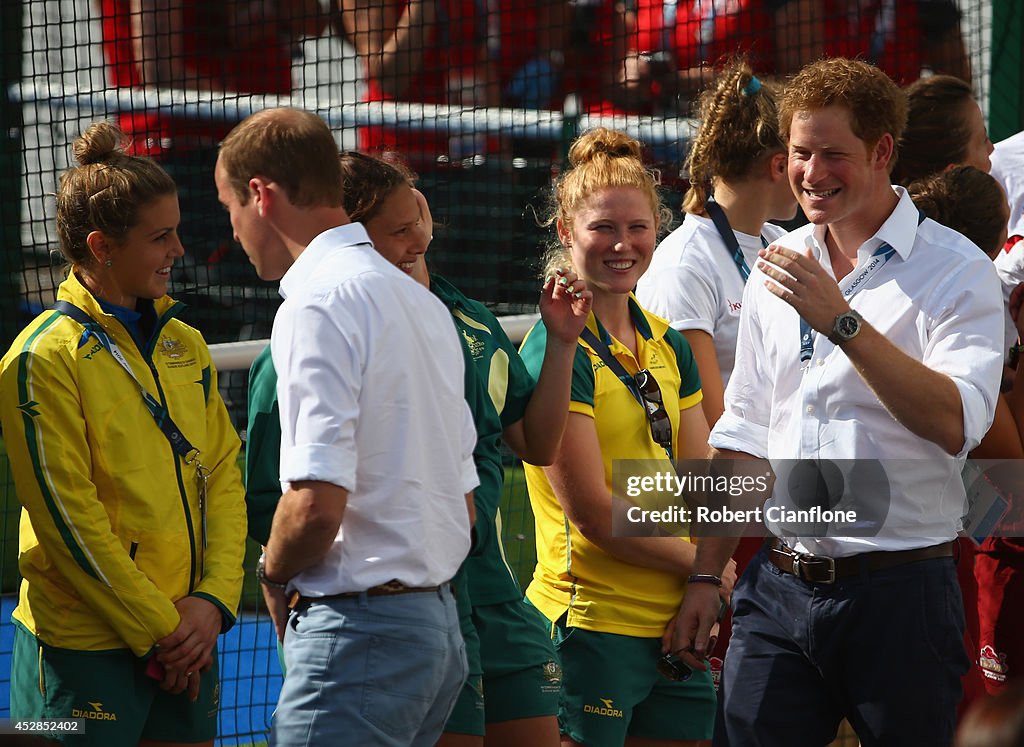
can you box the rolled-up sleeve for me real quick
[273,292,361,491]
[924,257,1004,457]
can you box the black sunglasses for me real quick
[656,653,692,682]
[634,369,673,452]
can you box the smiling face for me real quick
[558,186,656,300]
[361,183,430,275]
[788,105,894,231]
[99,193,183,308]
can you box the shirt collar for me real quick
[581,294,668,349]
[873,186,920,260]
[806,186,920,265]
[279,222,373,300]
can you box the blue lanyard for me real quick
[704,197,768,284]
[579,326,674,461]
[798,210,924,364]
[798,243,896,364]
[54,300,210,558]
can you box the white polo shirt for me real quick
[637,213,787,387]
[710,188,1003,556]
[272,223,478,594]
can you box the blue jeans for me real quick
[716,548,968,747]
[270,586,467,747]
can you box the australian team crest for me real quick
[540,659,562,693]
[159,337,188,359]
[461,329,486,360]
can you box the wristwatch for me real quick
[828,309,863,345]
[256,555,289,590]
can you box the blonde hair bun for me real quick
[72,121,129,166]
[568,128,643,167]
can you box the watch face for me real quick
[838,314,859,338]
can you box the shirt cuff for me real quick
[952,377,991,458]
[709,411,769,459]
[670,318,714,335]
[280,443,356,491]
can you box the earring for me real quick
[105,259,113,267]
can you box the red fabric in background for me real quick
[98,0,293,157]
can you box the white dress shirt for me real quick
[638,213,786,387]
[993,237,1024,356]
[991,130,1024,237]
[710,188,1003,556]
[272,223,478,594]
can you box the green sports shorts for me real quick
[10,623,219,745]
[550,614,716,747]
[476,598,561,723]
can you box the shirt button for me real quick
[817,359,825,366]
[806,405,816,415]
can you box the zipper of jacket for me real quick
[111,302,199,592]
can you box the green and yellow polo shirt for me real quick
[430,274,534,606]
[519,296,702,637]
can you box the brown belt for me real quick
[287,579,444,610]
[766,538,953,584]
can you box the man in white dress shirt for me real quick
[669,59,1004,746]
[215,107,478,747]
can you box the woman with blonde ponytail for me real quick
[519,127,734,747]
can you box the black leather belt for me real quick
[766,538,953,584]
[287,580,444,610]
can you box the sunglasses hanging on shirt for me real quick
[580,327,674,459]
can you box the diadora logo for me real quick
[81,342,103,360]
[583,697,624,718]
[593,359,607,372]
[727,299,742,313]
[17,400,40,418]
[71,701,118,721]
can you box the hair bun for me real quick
[568,127,643,167]
[72,121,129,166]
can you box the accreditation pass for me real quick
[0,718,86,734]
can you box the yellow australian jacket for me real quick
[0,272,247,657]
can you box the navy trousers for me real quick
[715,547,968,747]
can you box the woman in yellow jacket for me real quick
[0,122,246,747]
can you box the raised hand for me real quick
[540,267,593,345]
[756,244,849,333]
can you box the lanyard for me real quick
[704,197,769,283]
[579,326,674,461]
[53,301,210,554]
[798,210,925,363]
